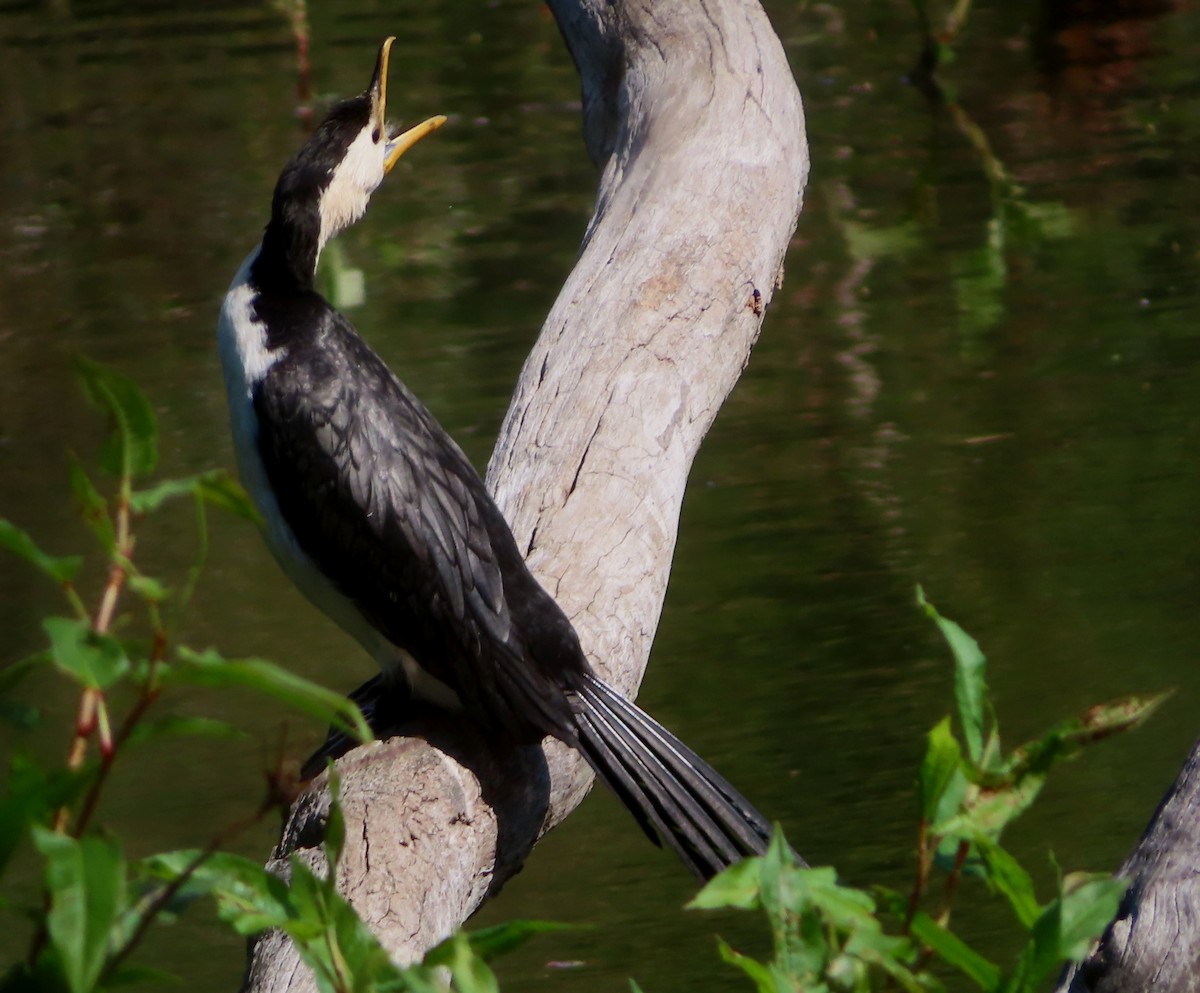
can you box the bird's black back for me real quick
[249,283,588,743]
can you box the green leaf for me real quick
[1008,899,1064,992]
[142,847,446,993]
[127,470,259,520]
[427,921,575,965]
[166,647,371,743]
[0,757,89,881]
[689,853,762,911]
[975,837,1040,929]
[934,770,1046,842]
[0,520,82,585]
[791,866,877,932]
[841,929,931,993]
[0,652,46,696]
[194,472,262,525]
[917,589,987,765]
[138,850,291,936]
[285,857,418,993]
[757,828,790,920]
[910,911,1001,990]
[919,717,963,822]
[324,771,345,867]
[127,478,202,516]
[42,618,131,691]
[32,828,127,993]
[124,716,246,748]
[434,931,498,993]
[74,358,158,480]
[1004,693,1168,780]
[125,574,170,604]
[716,937,777,993]
[0,698,40,731]
[1058,872,1126,961]
[66,456,114,553]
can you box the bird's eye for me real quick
[371,127,381,144]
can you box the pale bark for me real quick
[1055,738,1200,993]
[242,1,807,988]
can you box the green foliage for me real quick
[0,759,89,882]
[684,593,1153,993]
[74,357,158,484]
[165,648,372,743]
[0,361,378,992]
[41,619,131,693]
[32,829,127,993]
[0,521,83,586]
[694,835,932,992]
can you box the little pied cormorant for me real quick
[217,38,773,879]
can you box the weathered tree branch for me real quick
[242,1,807,988]
[1056,737,1200,993]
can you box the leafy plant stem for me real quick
[62,581,90,623]
[912,834,971,974]
[92,533,132,638]
[59,689,100,794]
[71,682,163,839]
[905,818,932,931]
[939,839,971,927]
[55,490,134,832]
[171,493,210,636]
[323,913,354,993]
[102,798,275,985]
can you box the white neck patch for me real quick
[217,248,281,395]
[317,126,386,257]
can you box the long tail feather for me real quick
[573,674,774,880]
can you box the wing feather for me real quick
[251,304,580,739]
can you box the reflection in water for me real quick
[2,1,1200,990]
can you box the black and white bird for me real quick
[217,38,773,879]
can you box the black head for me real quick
[259,38,445,288]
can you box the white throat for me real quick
[317,127,386,256]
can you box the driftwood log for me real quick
[241,1,808,989]
[1055,736,1200,993]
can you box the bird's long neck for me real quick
[252,196,324,294]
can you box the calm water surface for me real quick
[1,1,1199,990]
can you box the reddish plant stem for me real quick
[911,838,971,974]
[54,499,134,832]
[72,684,163,839]
[939,839,971,925]
[904,818,932,932]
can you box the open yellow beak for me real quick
[384,116,447,174]
[372,36,446,176]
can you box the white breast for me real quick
[216,248,369,648]
[216,248,291,552]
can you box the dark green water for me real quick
[1,1,1199,990]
